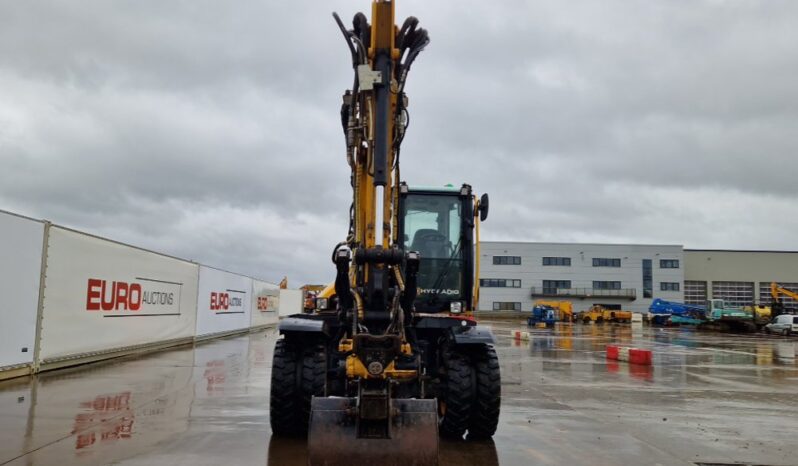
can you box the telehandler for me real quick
[269,2,501,464]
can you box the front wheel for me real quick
[439,349,473,438]
[468,346,501,439]
[270,339,304,436]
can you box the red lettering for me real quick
[129,284,142,311]
[87,279,146,312]
[257,297,269,311]
[100,281,116,311]
[87,278,102,310]
[210,292,230,311]
[115,282,128,310]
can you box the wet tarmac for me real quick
[1,320,797,465]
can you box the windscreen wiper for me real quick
[427,237,463,305]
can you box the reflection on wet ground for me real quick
[1,321,797,465]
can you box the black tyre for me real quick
[270,339,304,436]
[439,348,473,439]
[468,346,501,439]
[300,346,327,423]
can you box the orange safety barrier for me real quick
[606,345,652,365]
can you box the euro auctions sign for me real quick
[85,278,182,315]
[209,290,245,313]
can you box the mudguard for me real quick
[278,315,329,336]
[449,324,495,345]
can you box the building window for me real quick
[542,280,571,294]
[660,282,680,292]
[711,281,754,308]
[480,279,521,288]
[592,258,621,267]
[660,259,680,269]
[759,282,798,311]
[593,281,622,290]
[493,256,521,265]
[493,302,521,311]
[542,257,571,266]
[684,281,707,305]
[642,259,653,298]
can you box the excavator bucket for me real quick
[307,396,439,466]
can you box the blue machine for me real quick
[528,305,558,327]
[648,298,706,326]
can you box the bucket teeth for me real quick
[307,397,439,466]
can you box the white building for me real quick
[477,242,684,313]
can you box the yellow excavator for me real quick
[770,281,798,317]
[269,2,500,465]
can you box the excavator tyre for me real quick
[307,396,438,466]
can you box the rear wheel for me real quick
[270,339,304,436]
[468,346,501,439]
[439,348,473,439]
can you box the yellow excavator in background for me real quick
[269,2,500,465]
[770,281,798,317]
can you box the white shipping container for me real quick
[0,211,45,372]
[195,266,253,338]
[250,279,279,329]
[278,289,303,317]
[38,227,199,363]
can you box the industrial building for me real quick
[684,249,798,310]
[477,241,684,313]
[478,242,798,313]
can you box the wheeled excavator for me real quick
[269,2,501,465]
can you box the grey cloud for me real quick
[2,0,797,285]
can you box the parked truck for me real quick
[578,305,632,324]
[702,299,760,332]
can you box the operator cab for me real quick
[398,183,487,313]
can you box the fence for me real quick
[0,209,291,380]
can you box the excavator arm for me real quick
[306,3,437,464]
[770,282,798,316]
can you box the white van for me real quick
[765,315,798,336]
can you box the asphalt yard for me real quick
[1,320,796,465]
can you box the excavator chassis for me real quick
[271,314,499,466]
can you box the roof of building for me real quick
[480,240,683,248]
[684,249,798,254]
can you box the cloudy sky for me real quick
[2,0,797,286]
